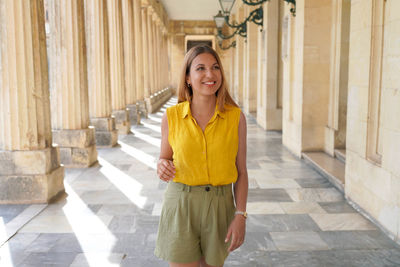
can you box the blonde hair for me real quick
[177,45,238,112]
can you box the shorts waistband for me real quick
[168,182,232,195]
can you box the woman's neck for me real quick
[191,95,216,118]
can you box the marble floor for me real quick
[1,97,400,267]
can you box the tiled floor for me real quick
[1,97,400,266]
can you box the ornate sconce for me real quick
[213,0,296,49]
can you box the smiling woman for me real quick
[154,45,249,267]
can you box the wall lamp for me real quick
[214,0,265,41]
[214,0,296,49]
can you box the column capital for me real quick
[141,0,149,8]
[147,5,154,15]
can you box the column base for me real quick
[145,97,153,113]
[112,109,131,135]
[145,88,173,114]
[127,104,141,125]
[137,100,148,118]
[0,148,65,204]
[91,117,118,147]
[53,128,98,168]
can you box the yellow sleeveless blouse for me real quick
[167,101,241,186]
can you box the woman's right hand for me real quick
[157,158,175,182]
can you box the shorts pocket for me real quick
[159,189,183,234]
[163,190,182,212]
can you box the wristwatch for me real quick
[234,210,248,219]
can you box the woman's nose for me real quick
[205,69,214,77]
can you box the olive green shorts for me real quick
[154,181,235,266]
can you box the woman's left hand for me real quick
[225,215,246,252]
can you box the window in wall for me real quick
[186,40,212,52]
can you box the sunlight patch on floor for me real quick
[147,114,162,123]
[0,218,13,267]
[130,129,161,148]
[141,121,161,133]
[98,156,147,209]
[117,141,157,170]
[62,184,118,267]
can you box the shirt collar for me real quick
[181,101,191,119]
[181,101,225,119]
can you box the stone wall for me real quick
[345,0,400,242]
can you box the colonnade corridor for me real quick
[0,96,398,267]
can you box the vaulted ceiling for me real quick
[158,0,220,21]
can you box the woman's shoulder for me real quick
[166,101,189,117]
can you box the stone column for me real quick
[107,0,130,134]
[141,5,151,117]
[133,0,146,118]
[154,18,161,93]
[256,0,282,130]
[152,17,157,94]
[160,30,165,90]
[157,20,164,90]
[0,0,64,203]
[146,7,155,96]
[244,6,259,114]
[47,0,98,168]
[121,0,140,125]
[235,8,245,106]
[282,0,333,156]
[84,0,118,147]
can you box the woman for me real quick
[155,44,248,267]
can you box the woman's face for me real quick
[186,53,222,97]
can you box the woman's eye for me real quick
[213,65,220,70]
[196,67,205,71]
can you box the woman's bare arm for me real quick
[226,111,248,252]
[157,112,175,182]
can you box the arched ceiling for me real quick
[158,0,220,21]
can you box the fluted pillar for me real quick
[244,6,258,114]
[0,0,64,203]
[235,8,245,106]
[146,7,155,96]
[164,33,169,89]
[84,0,118,147]
[141,5,151,116]
[133,0,146,118]
[153,18,160,93]
[256,0,282,130]
[161,31,166,89]
[47,0,98,168]
[107,0,130,134]
[155,21,161,92]
[121,0,140,125]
